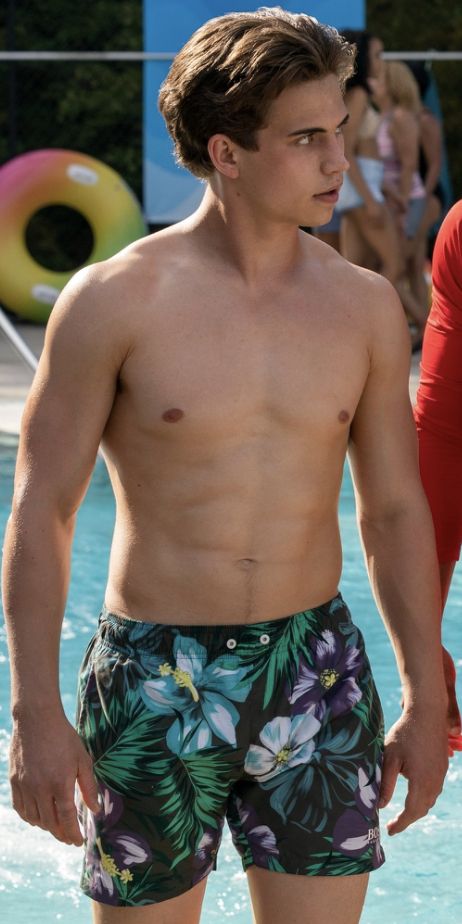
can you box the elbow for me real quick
[357,500,415,535]
[11,485,77,530]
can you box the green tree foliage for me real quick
[368,0,462,198]
[0,0,142,197]
[0,0,460,218]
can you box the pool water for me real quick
[1,435,461,924]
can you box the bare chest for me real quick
[113,294,369,445]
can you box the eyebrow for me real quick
[287,113,350,137]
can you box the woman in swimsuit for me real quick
[339,32,425,346]
[375,61,429,344]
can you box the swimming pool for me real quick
[1,435,461,923]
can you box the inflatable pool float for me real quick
[0,149,147,322]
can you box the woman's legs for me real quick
[407,195,441,309]
[340,205,428,333]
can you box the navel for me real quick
[338,409,350,424]
[162,408,185,423]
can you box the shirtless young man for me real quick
[3,9,448,924]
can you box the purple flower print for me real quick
[78,784,151,903]
[289,629,363,719]
[192,819,224,884]
[332,764,384,869]
[231,798,279,867]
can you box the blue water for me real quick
[1,433,461,924]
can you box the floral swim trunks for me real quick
[75,593,385,907]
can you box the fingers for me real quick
[448,733,462,755]
[54,791,85,846]
[386,781,437,836]
[11,779,41,827]
[77,754,101,815]
[447,699,461,738]
[442,646,461,736]
[378,750,400,809]
[11,775,86,846]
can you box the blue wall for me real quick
[143,1,365,223]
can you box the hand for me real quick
[442,646,461,738]
[9,709,100,846]
[385,188,407,213]
[378,707,448,835]
[365,199,386,228]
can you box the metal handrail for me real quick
[0,50,462,62]
[0,308,38,373]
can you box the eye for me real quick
[297,133,313,145]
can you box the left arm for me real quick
[390,108,420,205]
[348,273,448,835]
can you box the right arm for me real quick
[415,201,462,737]
[3,262,132,845]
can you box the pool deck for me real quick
[0,321,422,436]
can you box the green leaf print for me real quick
[306,849,376,876]
[93,710,168,795]
[149,746,236,868]
[80,684,169,795]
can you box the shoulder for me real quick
[345,263,405,325]
[432,200,462,296]
[306,237,407,340]
[337,259,409,359]
[309,238,400,308]
[48,227,186,337]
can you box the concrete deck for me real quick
[0,322,422,438]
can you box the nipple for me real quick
[162,408,185,423]
[338,409,350,423]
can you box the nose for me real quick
[322,136,349,178]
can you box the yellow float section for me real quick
[0,149,147,323]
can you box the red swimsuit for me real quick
[415,201,462,563]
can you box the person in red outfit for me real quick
[415,200,462,750]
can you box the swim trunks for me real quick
[75,594,385,907]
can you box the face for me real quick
[234,74,349,229]
[368,38,384,80]
[369,66,387,107]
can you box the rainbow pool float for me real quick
[0,149,147,322]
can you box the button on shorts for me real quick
[75,593,385,907]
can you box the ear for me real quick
[207,134,240,179]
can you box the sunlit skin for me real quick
[3,74,449,924]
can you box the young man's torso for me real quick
[98,228,373,625]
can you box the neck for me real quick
[184,184,306,289]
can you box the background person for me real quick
[415,200,462,752]
[337,32,424,346]
[407,60,445,311]
[375,61,428,346]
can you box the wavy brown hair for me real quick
[159,6,355,179]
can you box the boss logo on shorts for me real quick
[367,826,380,844]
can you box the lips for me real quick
[313,187,340,202]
